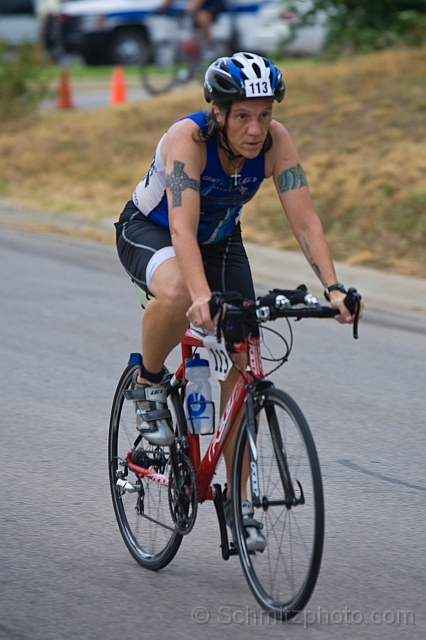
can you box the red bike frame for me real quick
[126,326,264,503]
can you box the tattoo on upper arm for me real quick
[277,163,308,192]
[303,236,323,281]
[166,160,200,207]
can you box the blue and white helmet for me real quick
[204,52,285,104]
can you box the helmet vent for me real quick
[217,77,234,90]
[252,63,261,78]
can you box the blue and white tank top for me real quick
[132,111,265,244]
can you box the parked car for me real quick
[0,0,40,44]
[46,0,327,65]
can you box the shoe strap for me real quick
[242,517,264,531]
[241,500,254,516]
[138,408,171,422]
[124,386,167,402]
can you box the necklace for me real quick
[218,133,245,185]
[228,157,245,186]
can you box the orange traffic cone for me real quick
[56,68,74,109]
[110,66,127,105]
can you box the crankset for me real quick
[168,451,198,535]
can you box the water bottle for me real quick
[185,354,214,435]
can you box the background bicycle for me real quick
[108,285,361,618]
[140,11,236,95]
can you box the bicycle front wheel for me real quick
[108,365,187,570]
[232,387,324,619]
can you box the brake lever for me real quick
[208,294,221,320]
[344,288,362,339]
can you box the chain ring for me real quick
[168,452,198,535]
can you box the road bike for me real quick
[140,11,234,95]
[108,284,361,619]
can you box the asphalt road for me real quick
[0,228,425,640]
[41,77,151,111]
[41,74,198,111]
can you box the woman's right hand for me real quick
[186,296,216,335]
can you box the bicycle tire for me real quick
[108,364,188,570]
[232,387,324,619]
[140,42,196,96]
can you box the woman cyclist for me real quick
[116,52,360,551]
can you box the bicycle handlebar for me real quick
[209,285,362,340]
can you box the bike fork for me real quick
[248,386,301,509]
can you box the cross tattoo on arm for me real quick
[166,160,200,207]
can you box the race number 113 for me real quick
[244,78,273,97]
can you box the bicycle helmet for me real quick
[204,52,285,104]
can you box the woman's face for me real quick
[214,98,274,159]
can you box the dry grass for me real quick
[1,47,425,276]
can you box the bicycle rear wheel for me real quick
[232,387,324,619]
[141,41,197,95]
[108,365,188,570]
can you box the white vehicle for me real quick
[0,0,40,44]
[48,0,326,65]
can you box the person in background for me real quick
[160,0,225,60]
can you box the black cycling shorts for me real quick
[115,200,255,300]
[200,0,224,18]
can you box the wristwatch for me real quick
[324,283,347,301]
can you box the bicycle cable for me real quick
[259,318,293,377]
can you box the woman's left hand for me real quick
[329,290,364,324]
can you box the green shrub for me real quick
[286,0,426,55]
[0,42,51,123]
